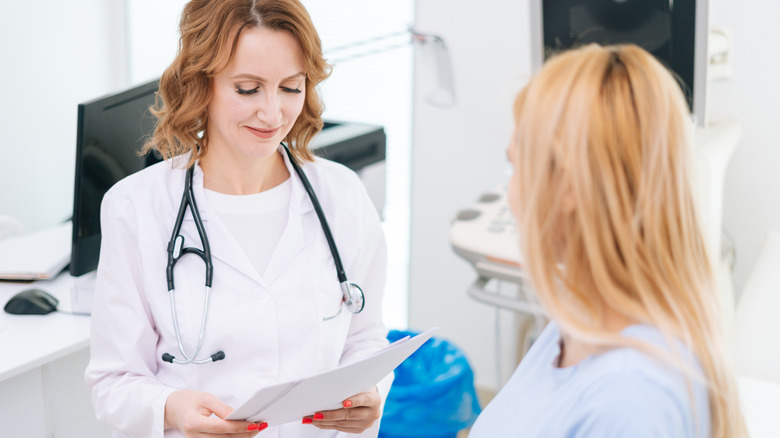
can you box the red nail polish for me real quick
[247,424,259,431]
[314,412,324,420]
[258,422,268,431]
[343,400,353,408]
[302,417,313,424]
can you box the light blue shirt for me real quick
[469,321,710,438]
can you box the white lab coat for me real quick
[85,149,393,438]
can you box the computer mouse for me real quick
[4,288,59,315]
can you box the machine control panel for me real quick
[449,186,526,284]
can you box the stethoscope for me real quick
[161,144,365,365]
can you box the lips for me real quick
[246,126,280,139]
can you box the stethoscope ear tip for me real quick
[212,351,226,362]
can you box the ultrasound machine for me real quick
[449,0,740,337]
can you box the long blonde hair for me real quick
[511,44,746,438]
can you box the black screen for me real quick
[541,0,696,113]
[70,80,161,277]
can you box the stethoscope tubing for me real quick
[162,145,364,365]
[167,286,215,364]
[166,167,213,290]
[284,144,365,313]
[282,144,348,284]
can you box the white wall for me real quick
[709,1,780,294]
[126,0,186,85]
[0,0,128,233]
[410,0,780,392]
[410,0,531,390]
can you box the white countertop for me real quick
[0,273,91,382]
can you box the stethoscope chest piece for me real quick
[342,282,365,314]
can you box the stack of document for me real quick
[227,328,438,425]
[0,221,71,281]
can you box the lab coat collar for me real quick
[279,143,315,216]
[183,163,264,287]
[174,146,314,288]
[263,144,313,285]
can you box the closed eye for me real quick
[236,86,259,95]
[282,86,302,94]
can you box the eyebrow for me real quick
[230,72,305,82]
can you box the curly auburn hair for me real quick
[143,0,331,166]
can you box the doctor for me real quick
[84,1,392,437]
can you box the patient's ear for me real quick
[561,189,577,216]
[556,172,577,216]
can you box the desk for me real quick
[0,273,110,437]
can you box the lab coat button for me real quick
[256,292,270,302]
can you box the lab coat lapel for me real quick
[261,147,313,286]
[185,163,266,287]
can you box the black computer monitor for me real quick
[311,121,386,172]
[529,0,709,126]
[70,80,386,277]
[70,80,161,277]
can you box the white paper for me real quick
[226,328,438,425]
[0,221,71,280]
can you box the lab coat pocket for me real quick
[314,281,350,368]
[315,282,347,322]
[320,296,344,321]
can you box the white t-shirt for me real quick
[204,178,291,277]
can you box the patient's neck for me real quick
[556,306,636,368]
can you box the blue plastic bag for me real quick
[379,330,481,438]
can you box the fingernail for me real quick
[343,399,353,408]
[258,422,268,431]
[247,424,259,431]
[314,412,324,420]
[302,418,313,424]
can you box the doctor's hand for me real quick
[303,388,381,434]
[165,389,268,437]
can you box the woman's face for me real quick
[207,26,306,161]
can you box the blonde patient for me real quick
[469,44,747,437]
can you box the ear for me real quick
[561,190,577,215]
[560,178,577,216]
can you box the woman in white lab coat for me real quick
[84,1,392,437]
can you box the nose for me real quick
[256,89,283,126]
